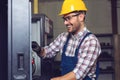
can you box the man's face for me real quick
[62,12,85,35]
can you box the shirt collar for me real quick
[71,27,88,40]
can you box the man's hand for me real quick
[32,41,41,57]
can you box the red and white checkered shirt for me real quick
[44,27,101,80]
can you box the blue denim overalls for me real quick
[61,32,99,80]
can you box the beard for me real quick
[70,24,81,35]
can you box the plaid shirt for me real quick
[44,27,101,80]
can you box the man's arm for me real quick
[51,71,76,80]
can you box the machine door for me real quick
[8,0,32,80]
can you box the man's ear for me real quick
[78,13,85,21]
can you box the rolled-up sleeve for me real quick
[44,32,68,58]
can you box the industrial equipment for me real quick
[31,14,54,79]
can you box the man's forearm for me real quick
[62,71,76,80]
[40,48,46,57]
[51,71,76,80]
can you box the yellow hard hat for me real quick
[59,0,87,15]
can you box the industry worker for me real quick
[32,0,101,80]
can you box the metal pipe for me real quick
[33,0,39,14]
[111,0,118,34]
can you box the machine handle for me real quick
[18,53,24,70]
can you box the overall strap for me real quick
[75,32,92,56]
[62,33,71,54]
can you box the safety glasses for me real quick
[62,13,80,21]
